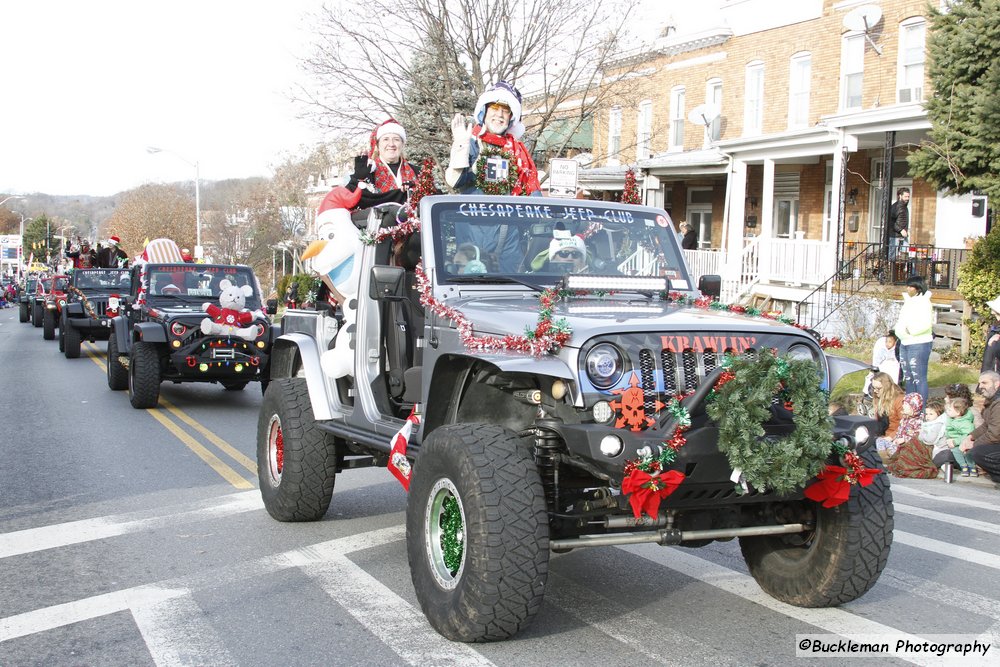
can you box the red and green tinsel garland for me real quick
[360,158,437,246]
[662,291,843,349]
[66,285,98,319]
[414,262,572,356]
[622,167,641,204]
[474,147,520,196]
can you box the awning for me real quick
[532,118,593,153]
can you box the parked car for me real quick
[258,196,890,642]
[107,262,277,408]
[60,268,131,358]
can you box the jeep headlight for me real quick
[786,343,819,363]
[585,343,625,390]
[58,299,66,307]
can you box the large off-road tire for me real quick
[740,446,893,607]
[19,301,28,323]
[64,323,81,359]
[257,378,338,521]
[107,334,128,390]
[128,341,162,409]
[221,381,248,391]
[42,308,56,340]
[32,302,42,327]
[58,318,65,352]
[406,423,549,642]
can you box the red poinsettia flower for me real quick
[803,465,851,508]
[622,469,685,519]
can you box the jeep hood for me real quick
[450,294,805,344]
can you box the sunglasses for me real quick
[555,250,582,259]
[487,103,511,113]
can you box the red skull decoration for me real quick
[609,372,664,432]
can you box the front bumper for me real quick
[166,336,269,381]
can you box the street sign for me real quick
[548,158,579,198]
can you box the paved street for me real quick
[1,306,998,666]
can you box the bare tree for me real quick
[298,0,641,169]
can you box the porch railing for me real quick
[795,241,968,330]
[721,237,760,304]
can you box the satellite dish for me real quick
[842,4,883,33]
[688,104,720,127]
[843,4,883,55]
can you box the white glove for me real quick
[449,113,471,170]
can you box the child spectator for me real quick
[920,399,948,453]
[871,372,906,463]
[889,393,939,479]
[945,396,978,477]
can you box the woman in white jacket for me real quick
[894,276,934,406]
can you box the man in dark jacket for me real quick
[679,222,698,250]
[888,187,910,261]
[960,371,1000,485]
[96,236,129,268]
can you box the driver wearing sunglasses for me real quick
[546,230,588,274]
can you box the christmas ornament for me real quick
[609,372,665,432]
[704,350,833,494]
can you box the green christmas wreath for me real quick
[474,147,519,195]
[705,351,833,494]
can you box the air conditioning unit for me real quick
[898,87,923,103]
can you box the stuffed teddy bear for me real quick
[201,279,258,341]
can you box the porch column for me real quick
[725,159,748,290]
[759,158,775,285]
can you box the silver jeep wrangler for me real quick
[259,195,891,642]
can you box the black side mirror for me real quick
[369,266,406,301]
[265,298,278,315]
[698,274,721,299]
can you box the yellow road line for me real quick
[159,397,257,475]
[82,342,256,489]
[145,409,254,489]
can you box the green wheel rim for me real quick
[425,478,466,589]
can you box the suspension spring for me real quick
[533,418,563,511]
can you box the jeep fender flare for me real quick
[110,316,130,354]
[423,353,576,434]
[270,334,336,420]
[65,302,85,317]
[135,322,167,344]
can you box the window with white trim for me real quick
[788,52,811,129]
[669,86,685,150]
[898,18,926,103]
[744,61,764,136]
[841,33,864,110]
[706,78,722,143]
[636,100,652,159]
[607,106,622,165]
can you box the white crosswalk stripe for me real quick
[2,484,999,665]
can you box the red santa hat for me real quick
[108,235,121,246]
[317,186,362,219]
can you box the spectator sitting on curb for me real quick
[959,371,1000,487]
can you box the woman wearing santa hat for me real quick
[346,119,418,209]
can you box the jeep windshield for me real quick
[428,198,693,290]
[72,269,131,291]
[144,264,262,310]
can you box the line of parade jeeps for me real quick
[17,241,278,408]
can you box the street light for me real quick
[146,146,202,259]
[0,195,25,208]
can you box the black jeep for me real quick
[18,277,37,323]
[60,268,131,358]
[107,262,277,409]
